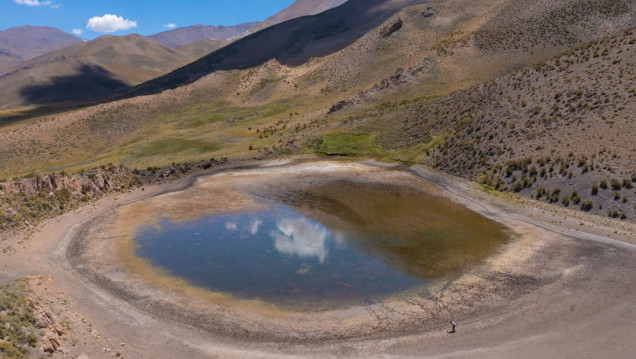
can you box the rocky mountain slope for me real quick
[394,30,635,219]
[0,26,83,61]
[149,22,258,48]
[250,0,349,33]
[119,0,428,98]
[0,0,633,222]
[0,34,197,109]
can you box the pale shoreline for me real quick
[2,158,635,358]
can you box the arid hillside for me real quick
[369,30,635,219]
[120,0,429,98]
[250,0,349,33]
[0,25,83,61]
[175,39,232,59]
[149,22,258,48]
[0,0,633,222]
[0,34,197,109]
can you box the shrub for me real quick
[571,191,581,204]
[600,180,608,189]
[550,188,561,203]
[614,191,621,200]
[623,179,633,189]
[536,187,546,199]
[611,179,622,190]
[580,200,593,211]
[562,196,570,206]
[591,184,599,195]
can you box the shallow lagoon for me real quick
[133,180,509,308]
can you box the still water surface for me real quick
[133,181,509,308]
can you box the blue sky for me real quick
[1,0,296,39]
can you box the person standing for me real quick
[449,321,456,333]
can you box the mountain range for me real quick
[0,1,350,110]
[149,22,259,48]
[0,25,83,61]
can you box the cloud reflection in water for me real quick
[248,219,263,234]
[270,217,330,263]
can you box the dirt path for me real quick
[1,159,635,358]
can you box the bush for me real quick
[580,200,593,211]
[550,188,561,203]
[600,180,608,189]
[614,191,621,200]
[623,179,633,189]
[591,184,599,195]
[536,187,546,199]
[562,196,570,206]
[611,179,622,190]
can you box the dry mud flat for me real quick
[5,159,636,358]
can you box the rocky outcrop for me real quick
[28,297,64,354]
[2,165,135,197]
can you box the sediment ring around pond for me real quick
[67,161,550,341]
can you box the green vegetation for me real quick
[0,286,37,358]
[1,190,73,231]
[315,133,380,156]
[133,138,219,158]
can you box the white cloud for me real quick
[86,14,137,33]
[14,0,61,8]
[163,23,177,29]
[71,28,83,35]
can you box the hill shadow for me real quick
[121,0,427,98]
[19,64,129,106]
